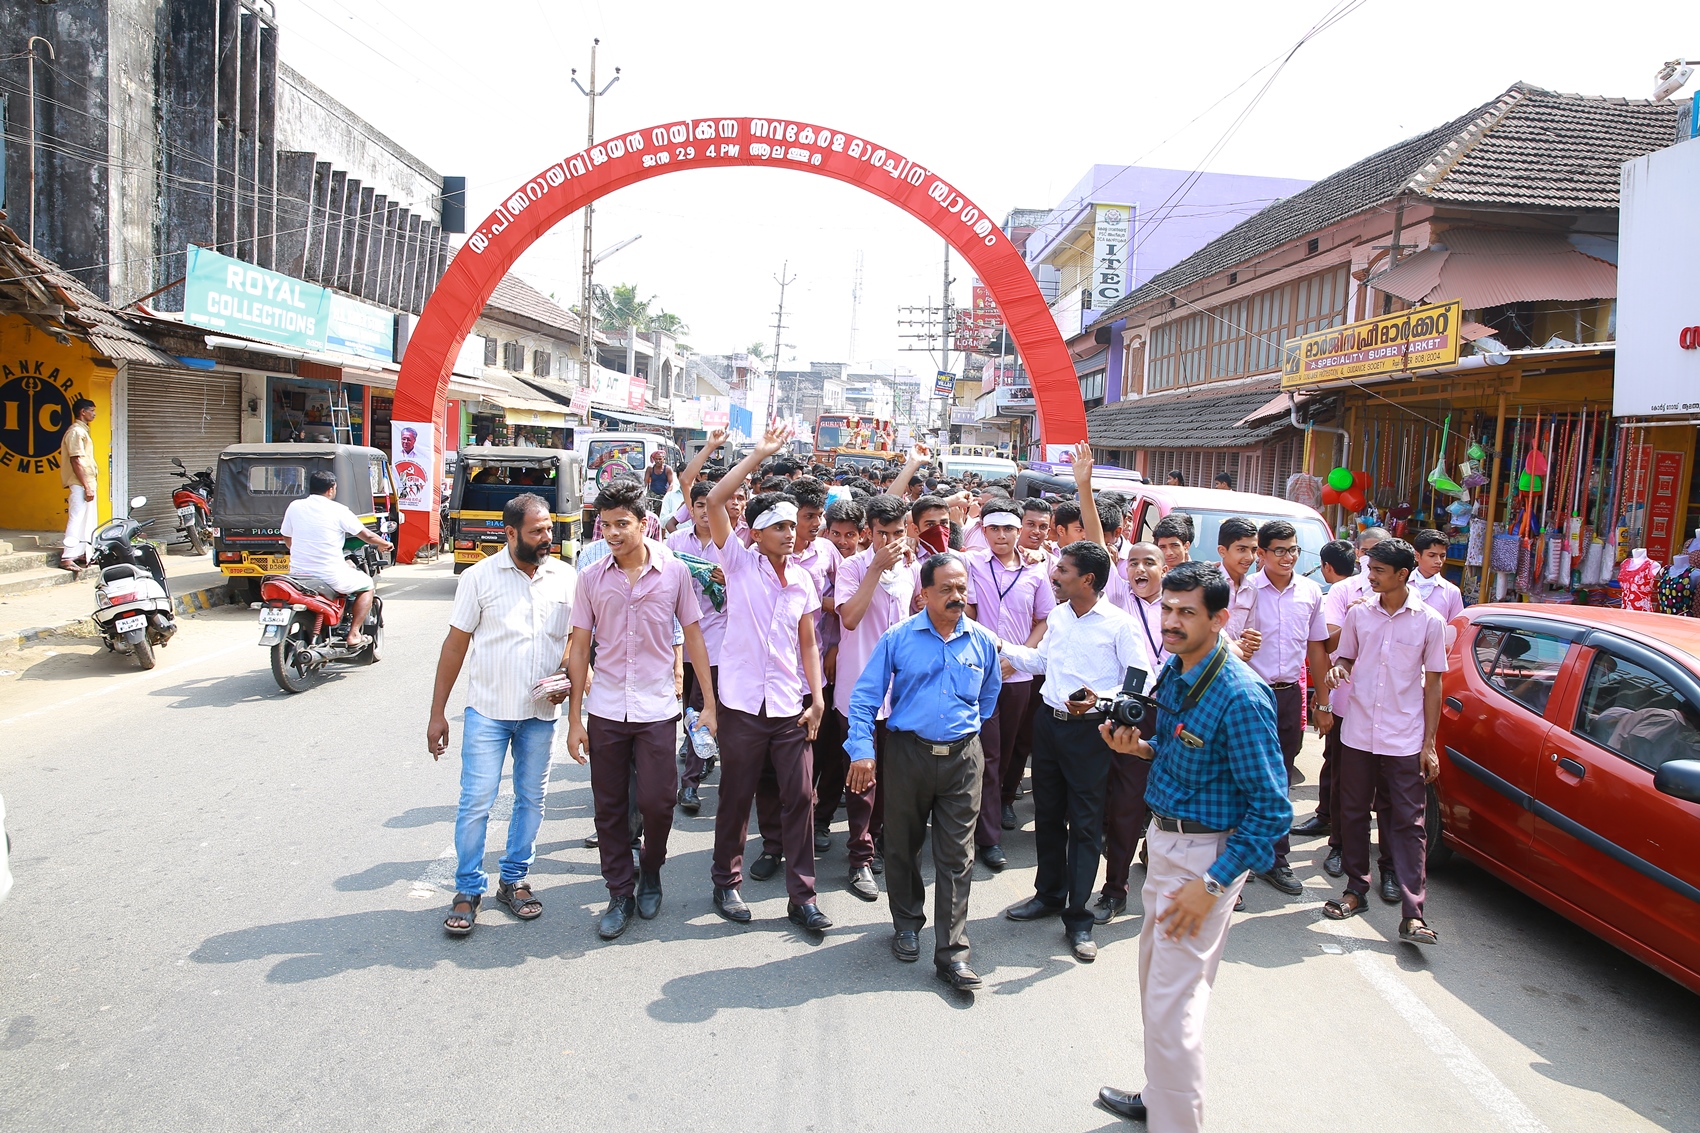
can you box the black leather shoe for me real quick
[815,824,831,853]
[1380,868,1401,904]
[848,865,879,901]
[1257,864,1304,895]
[712,886,750,924]
[977,844,1007,872]
[1092,892,1127,925]
[891,929,920,962]
[678,784,701,815]
[749,851,781,881]
[598,895,636,940]
[1004,895,1064,921]
[635,871,663,919]
[1098,1087,1147,1120]
[1068,927,1098,962]
[1001,802,1018,830]
[583,830,600,848]
[1292,813,1330,837]
[1324,847,1344,878]
[935,960,983,990]
[870,849,884,875]
[1234,893,1245,912]
[701,755,718,780]
[788,901,832,932]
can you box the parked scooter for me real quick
[90,495,179,670]
[256,546,384,693]
[169,457,215,555]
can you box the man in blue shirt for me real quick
[847,552,1002,990]
[1094,561,1289,1132]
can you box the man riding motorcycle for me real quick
[280,470,393,648]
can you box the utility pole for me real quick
[940,243,955,440]
[895,240,956,445]
[25,36,55,249]
[571,40,620,396]
[767,262,796,425]
[847,250,863,363]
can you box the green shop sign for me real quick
[182,244,395,363]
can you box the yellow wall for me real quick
[0,316,114,531]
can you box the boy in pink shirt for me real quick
[1410,528,1465,629]
[1322,537,1448,946]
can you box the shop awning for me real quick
[592,406,675,430]
[1369,229,1617,310]
[1074,348,1109,377]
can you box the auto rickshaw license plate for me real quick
[246,555,289,571]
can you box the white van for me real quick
[579,431,681,491]
[939,453,1018,482]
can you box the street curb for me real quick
[0,582,232,655]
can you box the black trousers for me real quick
[883,729,982,965]
[1030,708,1114,933]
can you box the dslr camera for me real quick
[1068,666,1158,732]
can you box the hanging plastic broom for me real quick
[1427,414,1464,494]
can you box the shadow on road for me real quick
[147,671,282,708]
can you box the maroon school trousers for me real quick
[828,710,882,869]
[680,665,719,788]
[1101,748,1152,902]
[1322,711,1392,870]
[1339,744,1427,919]
[1003,673,1044,805]
[713,706,817,904]
[1269,683,1305,868]
[975,681,1032,848]
[588,715,679,898]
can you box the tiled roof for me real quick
[0,214,176,364]
[1101,83,1680,323]
[1087,378,1291,450]
[487,273,584,337]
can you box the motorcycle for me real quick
[169,457,215,555]
[90,495,179,671]
[256,545,385,694]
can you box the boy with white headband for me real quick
[704,427,831,932]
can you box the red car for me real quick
[1435,605,1700,993]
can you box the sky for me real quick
[274,0,1693,375]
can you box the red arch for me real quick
[394,116,1085,559]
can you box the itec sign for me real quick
[392,115,1087,561]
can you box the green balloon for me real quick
[1327,467,1354,491]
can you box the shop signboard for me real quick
[590,365,629,408]
[673,399,702,429]
[628,376,648,410]
[1617,136,1700,416]
[391,421,434,512]
[949,406,976,425]
[701,396,730,430]
[1280,299,1462,389]
[933,370,956,398]
[183,244,396,362]
[1647,449,1684,565]
[1091,204,1133,310]
[569,387,592,417]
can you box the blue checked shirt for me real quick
[846,610,1002,761]
[1143,642,1292,886]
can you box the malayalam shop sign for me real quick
[183,245,396,363]
[1280,299,1462,389]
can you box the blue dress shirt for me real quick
[846,610,1002,761]
[1142,642,1293,886]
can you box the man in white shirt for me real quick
[427,494,577,938]
[280,470,393,648]
[996,537,1152,963]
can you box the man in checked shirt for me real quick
[1094,561,1289,1132]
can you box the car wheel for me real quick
[1424,783,1453,868]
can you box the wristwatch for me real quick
[1202,876,1225,898]
[1315,703,1332,713]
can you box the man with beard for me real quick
[566,479,717,941]
[847,552,1001,988]
[428,494,577,937]
[705,427,831,931]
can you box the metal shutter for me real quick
[126,367,243,532]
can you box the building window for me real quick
[534,350,551,378]
[1145,265,1349,392]
[502,341,525,371]
[1307,237,1320,255]
[483,336,498,367]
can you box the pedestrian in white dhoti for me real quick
[59,398,98,569]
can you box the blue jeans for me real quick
[454,707,556,895]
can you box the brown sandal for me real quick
[497,879,542,920]
[1322,891,1367,920]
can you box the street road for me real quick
[1,561,1696,1131]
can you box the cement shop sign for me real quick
[1617,135,1700,416]
[1281,299,1461,389]
[183,245,396,363]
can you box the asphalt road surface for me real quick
[2,561,1696,1131]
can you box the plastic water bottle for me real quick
[685,707,719,760]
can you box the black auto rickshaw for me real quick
[447,447,584,574]
[213,443,401,602]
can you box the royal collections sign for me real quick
[1280,299,1461,390]
[183,245,396,363]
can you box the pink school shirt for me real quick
[1244,572,1328,685]
[1413,571,1464,626]
[570,539,702,723]
[665,527,727,663]
[1336,589,1449,756]
[833,546,917,716]
[965,549,1053,684]
[792,537,841,661]
[712,538,821,717]
[1322,571,1373,709]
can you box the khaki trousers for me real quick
[1138,824,1247,1133]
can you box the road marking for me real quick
[409,845,457,899]
[1329,930,1551,1133]
[0,642,251,727]
[388,584,423,595]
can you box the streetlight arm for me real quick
[592,233,642,265]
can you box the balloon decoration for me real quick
[1338,487,1366,513]
[1321,485,1340,505]
[1327,467,1354,491]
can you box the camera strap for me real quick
[1160,643,1229,748]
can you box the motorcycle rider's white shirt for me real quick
[281,493,370,592]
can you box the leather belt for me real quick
[893,730,976,757]
[1149,811,1229,835]
[1051,707,1106,723]
[1268,680,1299,690]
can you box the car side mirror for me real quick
[1654,759,1700,804]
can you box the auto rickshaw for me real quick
[447,447,584,574]
[213,443,401,603]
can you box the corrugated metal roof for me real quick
[1074,348,1109,376]
[1369,228,1618,308]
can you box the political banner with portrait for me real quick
[391,421,435,512]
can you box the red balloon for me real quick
[1339,487,1367,512]
[1321,485,1340,505]
[1354,470,1373,492]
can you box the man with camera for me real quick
[1094,561,1290,1131]
[994,534,1151,963]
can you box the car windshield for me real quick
[246,463,307,496]
[1174,509,1334,588]
[817,424,847,449]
